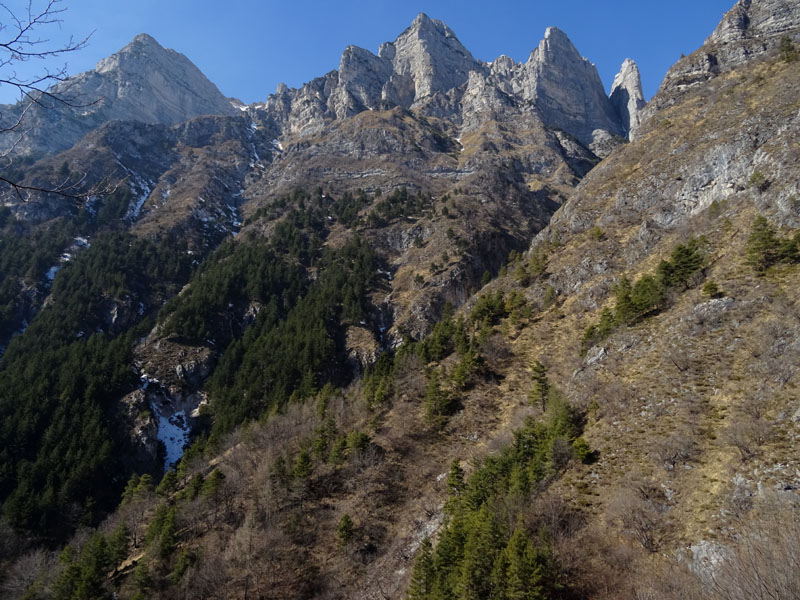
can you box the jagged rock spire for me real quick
[610,58,646,140]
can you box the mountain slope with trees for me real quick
[1,1,800,599]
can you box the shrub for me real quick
[779,36,798,63]
[748,170,769,192]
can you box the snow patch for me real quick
[45,265,60,282]
[154,405,190,472]
[126,187,150,220]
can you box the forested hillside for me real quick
[1,1,800,598]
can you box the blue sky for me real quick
[1,0,736,104]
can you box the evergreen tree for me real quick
[407,537,435,599]
[503,525,544,600]
[613,276,635,324]
[630,274,664,316]
[108,522,130,567]
[446,460,465,498]
[529,361,549,411]
[158,507,177,559]
[424,370,449,427]
[294,448,312,479]
[746,215,780,273]
[200,468,226,500]
[456,505,502,600]
[338,513,354,547]
[156,469,178,497]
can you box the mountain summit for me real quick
[0,33,237,155]
[265,16,637,154]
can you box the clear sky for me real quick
[1,0,736,105]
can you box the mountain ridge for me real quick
[2,2,799,599]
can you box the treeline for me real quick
[0,232,193,536]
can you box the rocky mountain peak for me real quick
[1,32,237,156]
[639,0,800,132]
[524,26,625,151]
[610,58,646,139]
[388,11,480,100]
[707,0,799,44]
[95,32,188,75]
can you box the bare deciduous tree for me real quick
[608,474,671,553]
[708,497,800,600]
[0,1,118,200]
[653,432,698,471]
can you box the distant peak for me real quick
[413,12,432,25]
[530,26,581,64]
[544,26,569,42]
[619,58,640,75]
[404,12,454,39]
[129,33,163,48]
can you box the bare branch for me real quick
[0,0,102,199]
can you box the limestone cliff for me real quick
[0,33,237,155]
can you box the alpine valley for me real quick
[1,1,799,598]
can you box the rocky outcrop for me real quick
[385,13,482,104]
[610,59,646,139]
[263,16,632,149]
[0,33,237,155]
[639,0,800,129]
[520,27,626,151]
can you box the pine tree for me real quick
[529,361,549,411]
[294,448,312,479]
[457,505,502,600]
[503,525,543,600]
[630,274,664,316]
[446,460,465,498]
[337,513,354,547]
[613,276,635,324]
[158,507,177,559]
[201,468,226,500]
[407,537,435,599]
[424,370,449,427]
[746,215,779,273]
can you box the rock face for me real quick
[638,0,800,132]
[0,33,237,155]
[521,27,625,149]
[610,58,646,139]
[263,14,632,152]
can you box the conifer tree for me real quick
[529,361,549,411]
[337,514,354,547]
[407,537,435,599]
[424,370,449,427]
[446,460,465,498]
[294,449,312,479]
[158,508,177,559]
[457,505,502,600]
[613,276,635,324]
[503,525,543,600]
[746,215,779,273]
